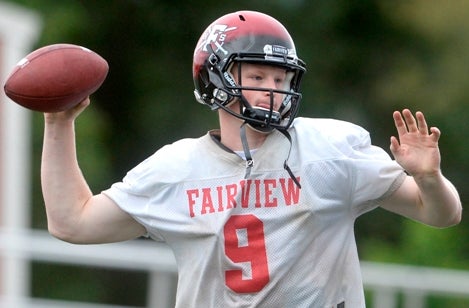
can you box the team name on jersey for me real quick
[186,177,301,217]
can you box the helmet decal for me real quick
[196,25,237,55]
[263,44,289,56]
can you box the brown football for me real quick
[3,43,108,113]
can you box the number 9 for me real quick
[224,214,270,293]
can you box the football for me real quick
[3,43,108,113]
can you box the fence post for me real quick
[0,2,41,306]
[147,271,177,308]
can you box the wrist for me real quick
[44,112,76,125]
[412,170,444,189]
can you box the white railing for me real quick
[0,229,177,308]
[0,229,468,308]
[362,261,469,308]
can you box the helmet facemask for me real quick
[230,58,300,133]
[198,52,305,133]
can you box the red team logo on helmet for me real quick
[195,24,237,55]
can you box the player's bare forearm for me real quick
[413,172,461,227]
[41,108,93,241]
[382,174,461,228]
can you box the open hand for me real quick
[390,109,441,178]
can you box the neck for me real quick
[218,109,268,151]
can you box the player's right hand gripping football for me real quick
[44,96,90,122]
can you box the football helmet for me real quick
[193,11,306,132]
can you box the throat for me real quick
[234,148,258,160]
[220,127,268,152]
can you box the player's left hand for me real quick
[390,109,441,179]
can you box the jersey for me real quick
[103,117,406,308]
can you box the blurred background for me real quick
[0,0,468,307]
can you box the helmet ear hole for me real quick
[226,62,239,85]
[279,97,292,116]
[199,69,210,87]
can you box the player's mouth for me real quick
[255,102,277,111]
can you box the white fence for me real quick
[0,229,468,308]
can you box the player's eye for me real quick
[275,77,285,84]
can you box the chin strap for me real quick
[239,122,301,189]
[240,123,254,179]
[277,128,301,189]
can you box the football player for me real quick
[41,10,461,307]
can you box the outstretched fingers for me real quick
[415,111,429,134]
[393,110,408,136]
[429,126,441,143]
[402,109,419,133]
[391,109,441,152]
[393,109,432,136]
[389,135,400,154]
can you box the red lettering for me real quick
[186,177,301,217]
[226,184,237,209]
[186,189,199,217]
[254,179,261,208]
[216,186,224,212]
[240,180,251,208]
[201,188,215,215]
[264,179,278,207]
[279,177,301,205]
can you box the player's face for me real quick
[233,63,290,111]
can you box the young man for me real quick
[41,10,461,307]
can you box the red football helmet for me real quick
[193,11,306,132]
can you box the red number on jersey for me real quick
[224,214,270,293]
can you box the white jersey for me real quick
[103,117,405,308]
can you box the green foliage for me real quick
[359,217,468,268]
[31,262,147,306]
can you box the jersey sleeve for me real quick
[294,117,406,217]
[345,128,406,216]
[102,153,164,240]
[102,138,198,241]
